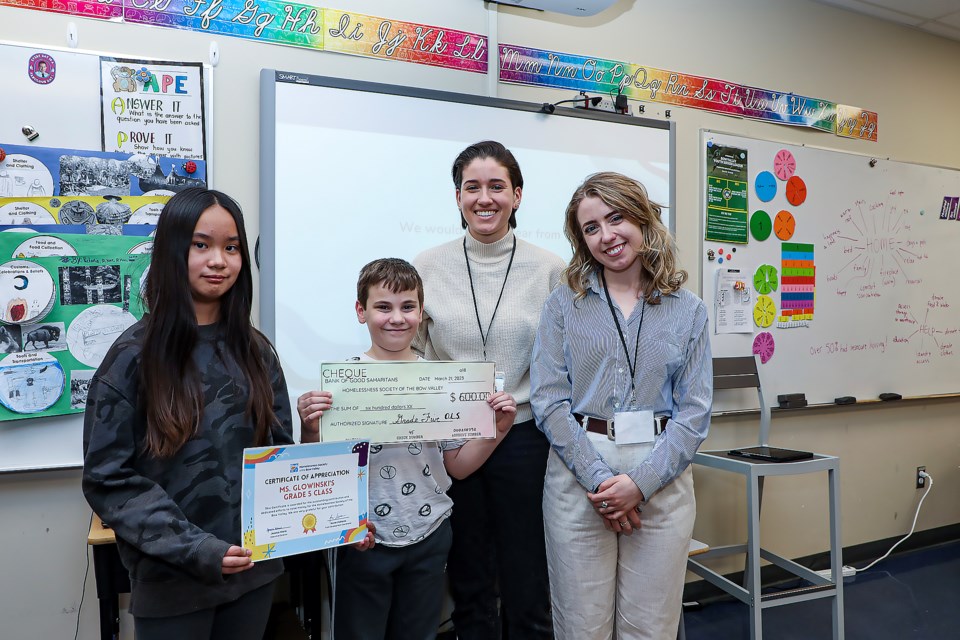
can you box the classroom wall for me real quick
[1,1,958,637]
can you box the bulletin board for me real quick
[260,70,674,413]
[1,39,213,161]
[0,40,213,472]
[701,130,960,411]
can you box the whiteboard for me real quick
[701,131,960,410]
[260,70,674,414]
[0,41,213,472]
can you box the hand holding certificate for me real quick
[319,361,497,444]
[240,440,370,560]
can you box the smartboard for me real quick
[701,130,960,411]
[260,70,674,412]
[0,41,213,472]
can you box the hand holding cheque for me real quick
[301,361,511,444]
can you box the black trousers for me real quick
[447,419,554,640]
[333,519,452,640]
[133,580,275,640]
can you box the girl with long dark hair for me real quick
[83,188,293,639]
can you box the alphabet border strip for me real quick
[2,1,877,140]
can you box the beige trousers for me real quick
[543,433,696,640]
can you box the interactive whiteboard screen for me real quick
[260,71,674,409]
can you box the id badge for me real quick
[614,407,655,445]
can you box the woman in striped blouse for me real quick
[531,172,712,639]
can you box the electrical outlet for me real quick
[916,466,927,489]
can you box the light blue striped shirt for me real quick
[530,273,712,500]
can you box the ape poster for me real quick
[100,59,206,160]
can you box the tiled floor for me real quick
[683,540,960,639]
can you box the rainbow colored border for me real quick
[499,44,836,132]
[2,2,877,138]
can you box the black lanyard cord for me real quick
[463,235,517,361]
[600,268,645,396]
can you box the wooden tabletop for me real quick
[87,513,117,545]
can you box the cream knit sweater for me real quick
[413,229,566,424]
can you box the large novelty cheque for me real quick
[319,361,497,444]
[241,441,370,560]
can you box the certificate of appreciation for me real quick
[240,440,370,560]
[319,361,496,444]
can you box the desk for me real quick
[87,516,318,639]
[87,514,130,640]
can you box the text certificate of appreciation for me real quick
[319,361,496,444]
[240,441,370,560]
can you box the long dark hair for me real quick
[140,188,278,457]
[452,140,523,229]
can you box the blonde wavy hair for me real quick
[563,172,687,304]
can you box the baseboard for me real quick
[683,522,960,604]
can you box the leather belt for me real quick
[573,413,669,441]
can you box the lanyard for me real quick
[463,235,516,360]
[599,268,645,397]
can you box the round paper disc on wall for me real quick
[786,176,807,206]
[752,332,776,364]
[66,305,136,367]
[755,171,777,203]
[773,149,796,181]
[750,210,772,241]
[774,210,796,241]
[753,295,776,328]
[0,260,56,324]
[753,264,779,295]
[0,351,65,414]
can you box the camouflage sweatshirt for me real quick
[82,318,293,617]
